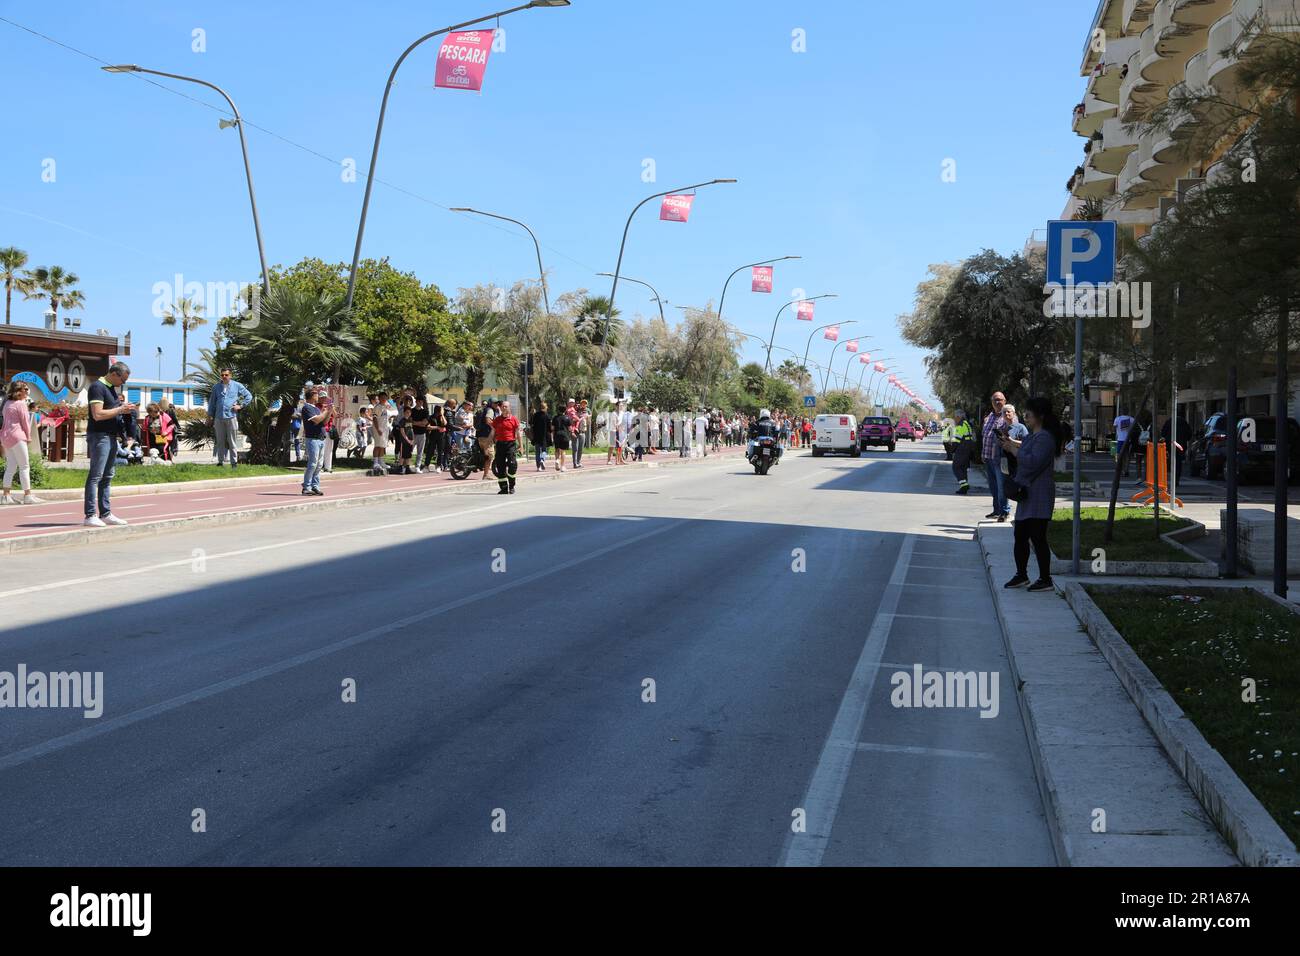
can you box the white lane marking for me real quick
[781,534,915,868]
[855,742,993,760]
[926,465,937,488]
[0,475,669,599]
[883,612,978,623]
[0,502,733,775]
[191,496,224,502]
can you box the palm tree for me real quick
[25,266,85,325]
[224,284,365,462]
[453,301,516,405]
[573,295,623,369]
[160,297,208,379]
[0,247,34,325]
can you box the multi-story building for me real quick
[1064,0,1300,433]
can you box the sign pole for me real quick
[1073,306,1082,577]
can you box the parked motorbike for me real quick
[446,440,484,480]
[748,436,782,475]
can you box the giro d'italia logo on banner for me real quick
[659,194,695,222]
[796,300,815,321]
[435,30,495,91]
[751,266,773,293]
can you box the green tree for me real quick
[1,247,34,325]
[632,370,696,413]
[160,296,207,379]
[821,391,856,414]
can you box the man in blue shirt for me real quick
[206,367,253,469]
[300,387,330,496]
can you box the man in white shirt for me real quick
[694,411,708,458]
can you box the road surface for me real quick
[0,439,1054,865]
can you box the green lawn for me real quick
[1048,505,1199,563]
[29,463,301,489]
[1086,585,1300,848]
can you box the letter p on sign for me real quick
[1046,220,1116,286]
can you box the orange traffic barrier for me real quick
[1130,440,1183,507]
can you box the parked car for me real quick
[858,416,896,453]
[811,414,860,457]
[1189,414,1300,482]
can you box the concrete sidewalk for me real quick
[976,521,1238,866]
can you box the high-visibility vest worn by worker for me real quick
[953,420,974,443]
[941,420,955,443]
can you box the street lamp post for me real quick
[766,294,837,373]
[799,318,852,377]
[717,256,800,329]
[102,65,269,298]
[598,273,663,324]
[342,1,572,316]
[821,338,850,395]
[600,178,738,348]
[451,208,551,314]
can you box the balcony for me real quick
[1137,126,1182,186]
[1125,0,1159,33]
[1073,155,1119,199]
[1172,0,1234,28]
[1073,91,1120,136]
[1207,0,1300,101]
[1120,48,1158,119]
[1205,156,1237,185]
[1086,35,1143,103]
[1139,0,1207,88]
[1093,116,1141,173]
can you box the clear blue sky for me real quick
[0,0,1094,402]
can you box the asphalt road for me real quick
[0,439,1054,865]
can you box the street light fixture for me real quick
[600,178,738,348]
[766,294,838,372]
[102,64,269,298]
[452,208,551,315]
[598,273,663,324]
[343,1,572,316]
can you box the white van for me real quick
[812,414,860,457]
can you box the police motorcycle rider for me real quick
[747,408,783,465]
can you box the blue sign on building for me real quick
[1046,220,1117,286]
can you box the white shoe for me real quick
[103,514,129,526]
[84,515,106,527]
[20,495,44,505]
[0,494,16,506]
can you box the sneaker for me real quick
[1003,574,1029,589]
[955,485,969,495]
[84,515,106,527]
[997,514,1009,523]
[103,514,129,526]
[985,512,999,519]
[1028,579,1054,593]
[0,494,15,506]
[302,489,312,495]
[311,488,324,496]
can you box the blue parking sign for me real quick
[1046,220,1116,286]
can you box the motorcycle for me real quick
[748,436,782,475]
[446,438,485,480]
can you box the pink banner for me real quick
[823,325,839,341]
[751,266,773,293]
[845,340,858,353]
[859,354,871,364]
[796,300,815,321]
[659,194,695,222]
[435,30,495,92]
[874,362,886,372]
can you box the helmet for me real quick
[759,408,771,419]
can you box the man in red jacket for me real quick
[491,400,520,495]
